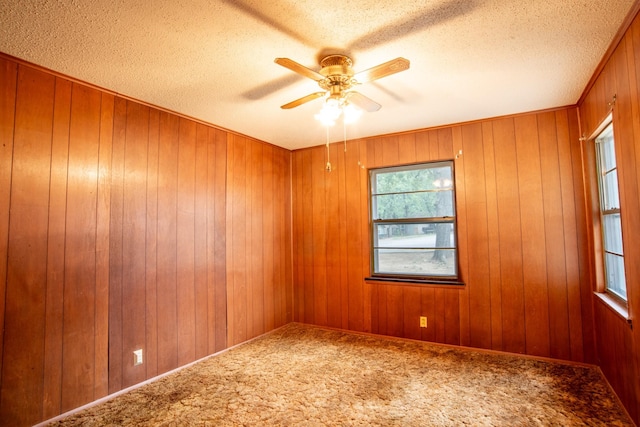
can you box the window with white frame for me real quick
[369,161,458,281]
[595,121,627,302]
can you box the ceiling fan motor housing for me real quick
[318,55,355,94]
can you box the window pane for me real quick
[374,248,457,276]
[373,165,452,195]
[597,125,616,171]
[372,190,454,220]
[375,223,454,248]
[604,253,627,300]
[602,213,623,255]
[369,160,458,280]
[601,171,620,210]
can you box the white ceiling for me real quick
[0,0,635,150]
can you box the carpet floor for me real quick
[50,323,633,426]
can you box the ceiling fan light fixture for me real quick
[314,96,342,126]
[342,102,362,124]
[314,97,363,127]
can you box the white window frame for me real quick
[593,115,627,304]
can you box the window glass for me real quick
[595,121,627,302]
[604,253,627,300]
[601,171,620,211]
[374,248,457,276]
[599,126,616,171]
[370,161,458,280]
[372,191,454,219]
[602,214,623,255]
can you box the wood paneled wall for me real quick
[578,9,640,423]
[292,107,594,363]
[0,63,114,424]
[226,134,293,346]
[106,100,230,393]
[0,56,292,426]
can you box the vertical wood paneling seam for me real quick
[259,142,263,332]
[205,128,211,353]
[119,101,129,386]
[92,85,102,399]
[537,114,555,357]
[471,126,493,348]
[42,76,63,414]
[548,112,572,358]
[514,119,528,353]
[311,148,316,324]
[152,111,160,372]
[269,147,275,330]
[481,132,493,349]
[343,149,351,327]
[560,112,574,359]
[0,61,18,409]
[460,127,472,344]
[324,152,330,327]
[287,151,293,323]
[487,124,502,350]
[93,92,113,398]
[494,118,524,352]
[91,90,100,399]
[192,126,197,353]
[175,119,181,355]
[206,128,214,349]
[225,135,232,345]
[41,75,58,413]
[143,107,151,378]
[143,106,149,372]
[223,134,228,346]
[557,114,573,354]
[57,79,73,406]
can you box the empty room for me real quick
[1,0,640,425]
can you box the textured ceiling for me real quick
[0,0,635,150]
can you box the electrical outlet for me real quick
[133,349,143,366]
[420,316,427,328]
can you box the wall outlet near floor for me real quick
[133,349,143,366]
[420,316,428,328]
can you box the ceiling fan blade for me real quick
[346,92,381,112]
[275,58,324,81]
[352,58,410,84]
[280,92,326,109]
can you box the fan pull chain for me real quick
[343,119,347,153]
[325,126,332,172]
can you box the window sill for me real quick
[365,276,465,288]
[594,292,632,328]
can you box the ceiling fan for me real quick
[275,54,410,113]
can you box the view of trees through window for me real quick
[370,161,457,279]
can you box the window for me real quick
[369,161,458,282]
[595,121,627,302]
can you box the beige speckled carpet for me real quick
[50,323,633,426]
